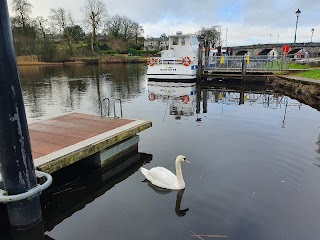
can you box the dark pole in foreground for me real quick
[0,0,42,229]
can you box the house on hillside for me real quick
[144,37,169,51]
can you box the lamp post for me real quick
[293,8,301,44]
[269,34,272,44]
[0,0,42,228]
[226,28,228,54]
[311,28,314,42]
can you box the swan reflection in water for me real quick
[143,179,189,217]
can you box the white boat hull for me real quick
[147,64,198,80]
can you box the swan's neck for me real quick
[175,161,185,189]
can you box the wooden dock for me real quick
[29,113,152,173]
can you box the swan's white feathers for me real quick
[149,167,177,186]
[140,167,180,189]
[140,155,187,190]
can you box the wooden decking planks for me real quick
[28,113,151,173]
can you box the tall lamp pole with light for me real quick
[269,34,272,44]
[311,28,314,42]
[294,8,301,44]
[226,28,228,55]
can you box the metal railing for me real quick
[0,170,53,203]
[102,98,123,118]
[204,55,291,72]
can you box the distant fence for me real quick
[16,55,39,63]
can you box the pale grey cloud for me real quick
[7,0,320,45]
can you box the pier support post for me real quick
[204,40,209,70]
[0,0,42,229]
[241,57,247,84]
[202,89,208,113]
[196,82,201,115]
[197,43,202,83]
[239,89,245,105]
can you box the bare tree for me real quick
[198,26,221,62]
[82,0,107,51]
[198,26,221,47]
[106,15,144,48]
[106,15,123,39]
[11,0,32,28]
[132,22,144,47]
[121,16,135,42]
[34,16,48,40]
[49,8,75,55]
[49,8,68,33]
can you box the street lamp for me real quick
[294,8,301,44]
[226,28,228,55]
[311,28,314,42]
[269,34,272,44]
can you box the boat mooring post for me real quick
[197,43,202,83]
[0,0,42,229]
[239,89,245,105]
[202,89,208,113]
[241,57,247,84]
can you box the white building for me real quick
[144,37,169,51]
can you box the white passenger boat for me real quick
[146,32,199,81]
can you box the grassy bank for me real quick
[275,59,320,80]
[288,62,312,70]
[16,54,149,66]
[294,69,320,80]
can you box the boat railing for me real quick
[148,57,197,65]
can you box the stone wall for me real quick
[231,42,320,56]
[272,77,320,110]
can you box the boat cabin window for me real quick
[172,37,179,45]
[190,36,198,46]
[181,37,185,46]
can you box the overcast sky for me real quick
[7,0,320,46]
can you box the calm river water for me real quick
[1,64,320,240]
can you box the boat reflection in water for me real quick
[147,81,196,120]
[0,147,152,240]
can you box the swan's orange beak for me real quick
[184,159,190,163]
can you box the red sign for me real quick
[282,45,290,53]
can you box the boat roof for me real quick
[168,33,197,38]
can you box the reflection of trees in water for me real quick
[106,64,146,100]
[19,66,53,118]
[18,64,146,119]
[88,64,146,116]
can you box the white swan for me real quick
[140,155,190,190]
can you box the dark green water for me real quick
[1,64,320,240]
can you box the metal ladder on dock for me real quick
[102,98,123,118]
